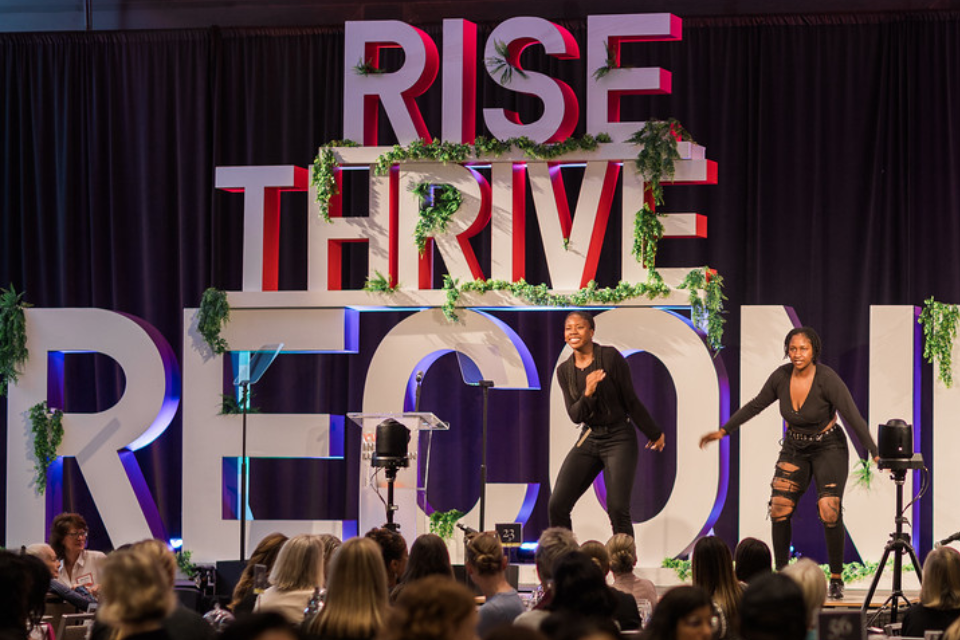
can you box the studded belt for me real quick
[787,423,838,442]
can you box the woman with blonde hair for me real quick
[255,534,325,624]
[231,533,289,614]
[781,558,826,639]
[97,548,177,640]
[902,546,960,637]
[606,534,658,608]
[465,531,524,637]
[303,537,388,640]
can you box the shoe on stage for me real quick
[828,579,844,600]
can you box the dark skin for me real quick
[564,313,665,451]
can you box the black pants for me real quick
[549,422,638,535]
[770,427,849,574]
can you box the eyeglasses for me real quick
[66,530,89,539]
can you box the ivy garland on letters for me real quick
[678,268,727,353]
[0,284,30,396]
[198,288,231,355]
[592,41,619,80]
[363,271,399,293]
[485,40,527,85]
[411,182,463,255]
[629,118,695,207]
[311,140,359,222]
[353,58,385,76]
[632,203,664,269]
[29,401,63,494]
[918,297,960,387]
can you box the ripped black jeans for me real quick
[769,427,849,575]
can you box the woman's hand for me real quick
[583,369,606,396]
[699,429,726,449]
[646,434,666,452]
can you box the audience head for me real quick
[606,534,639,576]
[132,538,178,584]
[465,531,506,577]
[318,533,342,582]
[269,534,325,591]
[19,553,50,633]
[534,527,579,584]
[365,527,409,587]
[638,585,713,640]
[305,536,388,640]
[399,533,454,584]
[49,512,89,560]
[230,532,288,611]
[548,551,617,620]
[580,540,611,576]
[739,572,807,640]
[97,548,177,629]
[541,613,621,640]
[0,550,38,635]
[219,611,300,640]
[921,545,960,609]
[781,558,827,630]
[945,616,960,640]
[379,574,478,640]
[24,543,59,578]
[484,627,548,640]
[692,536,741,635]
[734,538,772,584]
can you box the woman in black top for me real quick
[550,311,666,536]
[699,327,879,600]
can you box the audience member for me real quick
[514,528,579,629]
[378,575,477,640]
[219,612,300,640]
[19,553,54,640]
[606,534,658,609]
[902,546,960,638]
[255,534,325,624]
[944,616,960,640]
[484,627,548,640]
[738,573,806,640]
[49,512,106,597]
[542,613,621,640]
[638,585,714,640]
[733,539,771,586]
[691,536,741,640]
[318,534,342,586]
[97,548,177,640]
[231,533,289,615]
[303,537,388,640]
[25,543,96,610]
[365,528,408,589]
[781,558,826,639]
[539,553,621,638]
[579,541,641,631]
[391,533,454,602]
[465,531,524,638]
[0,550,47,640]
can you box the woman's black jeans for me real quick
[549,422,638,535]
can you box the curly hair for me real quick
[49,512,88,560]
[379,575,476,640]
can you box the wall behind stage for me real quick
[3,12,960,560]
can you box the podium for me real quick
[347,412,449,537]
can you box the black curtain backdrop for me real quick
[3,12,959,560]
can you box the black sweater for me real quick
[556,344,662,441]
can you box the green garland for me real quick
[485,40,527,85]
[628,118,695,207]
[661,557,692,582]
[363,271,399,293]
[29,401,64,494]
[310,140,359,222]
[632,203,664,269]
[919,297,960,387]
[197,288,231,355]
[353,58,384,76]
[176,549,198,578]
[679,269,727,353]
[411,182,463,255]
[0,284,30,396]
[428,509,465,541]
[592,41,618,80]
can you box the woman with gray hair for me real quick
[97,548,177,640]
[781,558,826,639]
[255,534,326,624]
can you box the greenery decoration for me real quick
[411,182,463,255]
[473,132,612,161]
[0,284,30,396]
[808,559,915,584]
[363,271,399,293]
[220,393,260,415]
[632,203,664,269]
[428,509,465,541]
[592,41,618,80]
[373,139,473,176]
[197,288,230,355]
[628,118,695,207]
[485,40,527,85]
[851,458,875,491]
[29,401,63,494]
[353,57,384,76]
[919,297,960,387]
[310,140,359,222]
[176,549,198,578]
[679,268,726,353]
[661,557,692,582]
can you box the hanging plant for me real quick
[0,284,31,396]
[353,57,385,76]
[679,268,726,353]
[176,549,198,578]
[919,297,960,387]
[485,40,528,85]
[310,140,359,223]
[851,458,875,491]
[411,182,463,255]
[29,401,63,494]
[662,557,692,582]
[198,288,230,355]
[632,203,664,269]
[220,393,260,415]
[592,41,618,80]
[428,509,465,541]
[363,271,399,294]
[628,119,695,206]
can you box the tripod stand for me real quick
[862,467,923,626]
